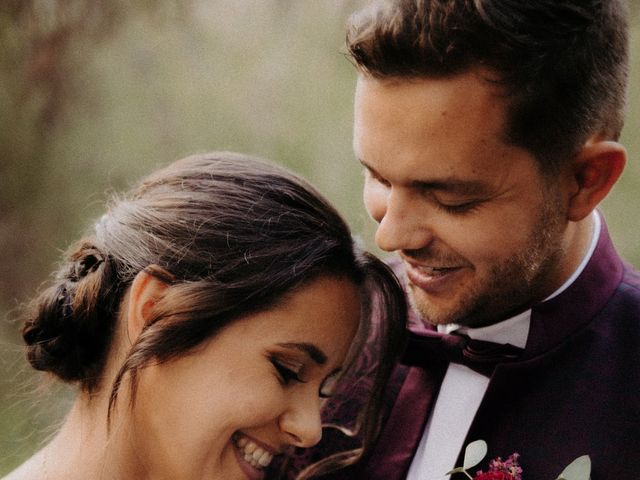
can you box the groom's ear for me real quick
[126,266,171,343]
[565,137,626,222]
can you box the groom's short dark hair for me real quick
[346,0,629,173]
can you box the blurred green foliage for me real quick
[0,1,638,475]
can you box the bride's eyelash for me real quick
[269,356,306,385]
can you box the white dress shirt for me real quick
[406,212,601,480]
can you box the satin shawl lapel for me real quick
[360,363,446,479]
[525,219,623,358]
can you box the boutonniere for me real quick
[447,440,591,480]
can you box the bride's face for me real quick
[123,275,360,480]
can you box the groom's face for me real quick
[353,71,572,327]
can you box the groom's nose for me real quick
[373,188,435,253]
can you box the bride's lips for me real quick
[231,432,279,480]
[403,258,466,294]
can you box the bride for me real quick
[4,152,405,480]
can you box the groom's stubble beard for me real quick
[406,189,568,329]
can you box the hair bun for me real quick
[22,282,82,381]
[22,243,116,387]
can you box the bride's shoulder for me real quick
[2,450,47,480]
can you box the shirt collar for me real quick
[439,310,531,348]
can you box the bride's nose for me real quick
[278,394,323,448]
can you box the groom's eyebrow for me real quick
[277,342,327,365]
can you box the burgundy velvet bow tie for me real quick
[402,330,523,377]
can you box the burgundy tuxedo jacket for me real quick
[278,220,640,479]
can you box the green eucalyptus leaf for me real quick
[463,440,488,469]
[446,467,467,475]
[555,455,591,480]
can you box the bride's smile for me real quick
[232,432,276,476]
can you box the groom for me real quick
[283,1,640,479]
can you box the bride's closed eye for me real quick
[269,355,306,385]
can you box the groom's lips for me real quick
[403,258,466,295]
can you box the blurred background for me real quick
[0,1,638,474]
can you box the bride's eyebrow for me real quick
[276,342,327,365]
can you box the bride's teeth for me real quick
[234,435,274,469]
[252,448,264,461]
[258,452,272,466]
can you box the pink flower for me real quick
[473,472,514,480]
[474,452,522,480]
[455,442,588,480]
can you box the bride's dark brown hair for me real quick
[21,152,406,478]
